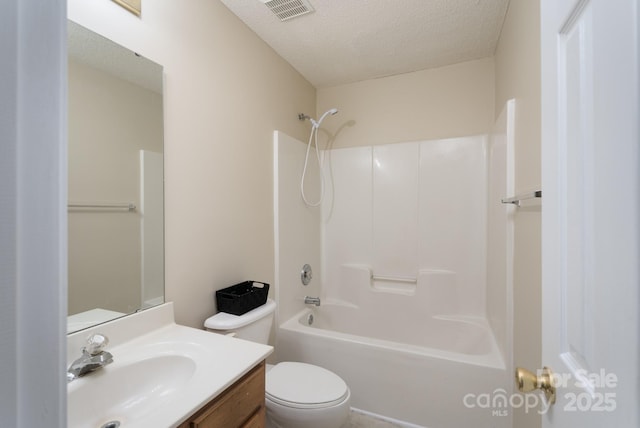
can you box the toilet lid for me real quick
[266,362,349,409]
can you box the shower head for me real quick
[313,108,339,128]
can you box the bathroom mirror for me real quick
[67,20,164,333]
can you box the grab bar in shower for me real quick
[68,202,137,212]
[371,275,417,284]
[501,190,542,207]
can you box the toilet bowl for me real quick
[204,298,350,428]
[265,362,350,428]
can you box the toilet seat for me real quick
[266,362,349,410]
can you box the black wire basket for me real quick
[215,281,270,315]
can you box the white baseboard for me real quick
[350,407,427,428]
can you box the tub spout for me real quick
[304,296,321,306]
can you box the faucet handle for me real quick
[84,333,109,355]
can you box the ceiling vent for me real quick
[261,0,314,22]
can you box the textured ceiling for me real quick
[220,0,510,88]
[68,20,163,94]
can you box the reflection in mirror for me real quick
[67,21,164,334]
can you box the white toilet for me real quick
[204,299,351,428]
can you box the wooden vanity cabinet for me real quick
[178,361,266,428]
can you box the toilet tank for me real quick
[204,298,276,344]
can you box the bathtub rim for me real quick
[279,307,506,370]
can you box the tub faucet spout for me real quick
[304,296,321,306]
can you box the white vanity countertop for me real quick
[67,302,273,428]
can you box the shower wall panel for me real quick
[372,142,420,280]
[419,136,488,315]
[322,136,488,316]
[486,100,515,365]
[274,131,323,325]
[321,146,372,301]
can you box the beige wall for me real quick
[494,0,542,427]
[317,57,495,148]
[68,59,163,315]
[68,0,316,328]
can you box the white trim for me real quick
[350,407,426,428]
[0,0,67,426]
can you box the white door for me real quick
[539,0,639,426]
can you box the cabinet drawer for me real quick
[188,361,265,428]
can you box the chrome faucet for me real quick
[304,296,321,306]
[67,333,113,382]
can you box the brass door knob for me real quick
[515,366,556,405]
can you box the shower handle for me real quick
[301,264,312,286]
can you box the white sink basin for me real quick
[68,354,196,427]
[66,303,273,428]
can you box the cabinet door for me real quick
[189,362,265,428]
[241,406,266,428]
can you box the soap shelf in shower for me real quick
[370,274,417,296]
[371,275,417,284]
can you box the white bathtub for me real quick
[276,304,511,428]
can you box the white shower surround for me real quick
[273,102,514,427]
[321,137,489,317]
